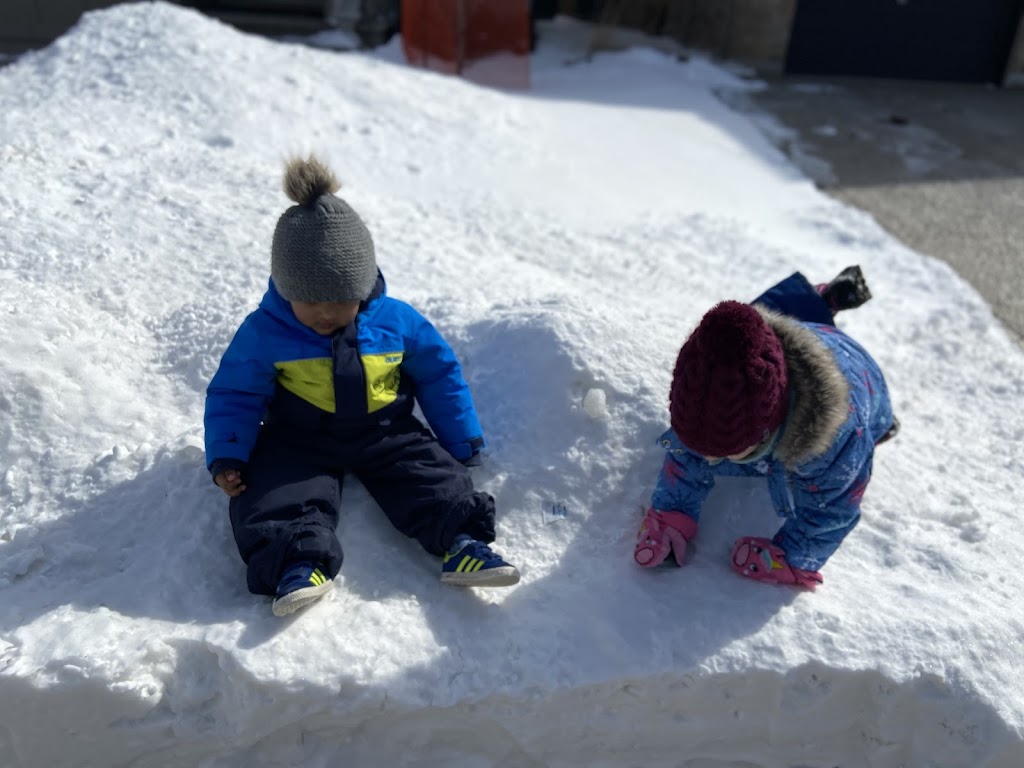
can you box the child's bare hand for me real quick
[215,470,246,497]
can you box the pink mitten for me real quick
[634,508,698,568]
[730,537,823,589]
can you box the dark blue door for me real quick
[786,0,1023,83]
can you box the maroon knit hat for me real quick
[670,301,789,458]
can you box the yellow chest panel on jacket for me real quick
[274,352,404,414]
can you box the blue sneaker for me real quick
[441,536,520,587]
[271,561,333,617]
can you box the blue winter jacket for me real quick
[204,273,484,473]
[651,308,893,571]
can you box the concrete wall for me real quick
[561,0,796,71]
[663,0,796,70]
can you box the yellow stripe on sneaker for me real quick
[455,556,474,573]
[310,570,325,586]
[471,560,484,572]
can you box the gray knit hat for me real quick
[271,155,377,303]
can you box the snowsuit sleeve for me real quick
[774,427,873,571]
[204,314,279,471]
[400,309,484,461]
[650,430,715,522]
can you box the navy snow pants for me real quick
[229,415,496,595]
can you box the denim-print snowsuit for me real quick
[651,273,894,572]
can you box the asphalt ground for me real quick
[719,76,1024,347]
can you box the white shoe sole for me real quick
[271,580,333,617]
[440,566,521,587]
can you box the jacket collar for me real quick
[754,305,850,468]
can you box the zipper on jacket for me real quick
[332,323,367,420]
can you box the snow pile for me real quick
[0,4,1022,766]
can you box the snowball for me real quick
[582,387,608,419]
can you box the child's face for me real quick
[290,300,361,336]
[704,443,758,463]
[724,445,759,461]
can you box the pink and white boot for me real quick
[730,537,823,589]
[634,508,698,568]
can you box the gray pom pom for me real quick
[283,155,341,206]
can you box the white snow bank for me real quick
[0,4,1022,766]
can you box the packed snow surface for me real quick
[0,4,1022,767]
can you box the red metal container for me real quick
[401,0,530,89]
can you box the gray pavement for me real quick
[720,76,1024,346]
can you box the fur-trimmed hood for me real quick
[651,293,893,573]
[754,305,850,468]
